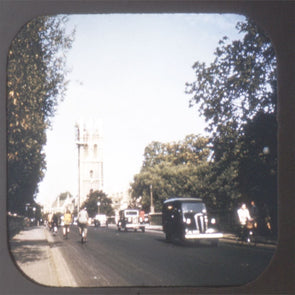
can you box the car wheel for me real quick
[165,233,172,242]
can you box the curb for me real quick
[143,225,277,249]
[10,227,60,286]
[44,228,78,287]
[10,227,77,287]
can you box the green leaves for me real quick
[186,18,276,135]
[142,134,210,169]
[81,190,114,218]
[131,135,210,212]
[185,17,277,231]
[7,16,74,214]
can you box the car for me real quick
[162,197,223,246]
[94,214,107,227]
[117,209,145,232]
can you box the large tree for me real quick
[7,16,74,214]
[186,18,277,232]
[131,135,210,212]
[81,190,114,218]
[186,18,276,135]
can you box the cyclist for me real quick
[78,207,89,243]
[63,210,72,239]
[52,213,59,235]
[237,203,253,242]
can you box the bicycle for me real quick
[237,222,256,246]
[63,224,70,239]
[80,224,88,243]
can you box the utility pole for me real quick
[150,184,154,213]
[76,122,82,213]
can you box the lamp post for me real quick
[25,203,30,217]
[97,201,101,214]
[76,122,83,213]
[33,207,36,225]
[150,184,154,213]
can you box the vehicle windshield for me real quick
[181,202,206,213]
[125,211,138,216]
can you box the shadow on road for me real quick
[154,237,218,248]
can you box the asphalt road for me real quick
[51,225,274,287]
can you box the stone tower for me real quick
[76,119,103,209]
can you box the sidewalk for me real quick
[9,226,77,287]
[145,224,277,248]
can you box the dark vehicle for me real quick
[117,209,145,232]
[162,198,223,245]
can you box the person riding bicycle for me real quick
[78,207,89,242]
[63,210,72,238]
[237,203,253,241]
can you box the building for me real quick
[109,190,132,222]
[50,192,75,214]
[76,119,103,209]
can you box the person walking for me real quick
[250,200,259,229]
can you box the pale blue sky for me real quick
[36,13,246,207]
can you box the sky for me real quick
[36,13,245,207]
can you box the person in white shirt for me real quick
[78,208,89,242]
[237,203,253,240]
[237,203,252,225]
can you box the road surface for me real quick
[50,225,274,287]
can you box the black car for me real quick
[162,198,223,245]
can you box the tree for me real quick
[238,111,277,232]
[186,18,277,232]
[143,135,210,168]
[81,190,114,218]
[131,135,211,212]
[58,191,72,201]
[186,18,276,136]
[7,16,74,214]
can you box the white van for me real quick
[117,209,145,232]
[94,214,107,227]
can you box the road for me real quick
[49,225,275,287]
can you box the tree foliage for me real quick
[131,135,210,212]
[7,16,74,214]
[81,190,114,218]
[58,191,73,201]
[186,18,276,136]
[186,18,277,232]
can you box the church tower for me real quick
[76,119,103,209]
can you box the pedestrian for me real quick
[250,201,259,229]
[261,203,272,235]
[47,213,53,230]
